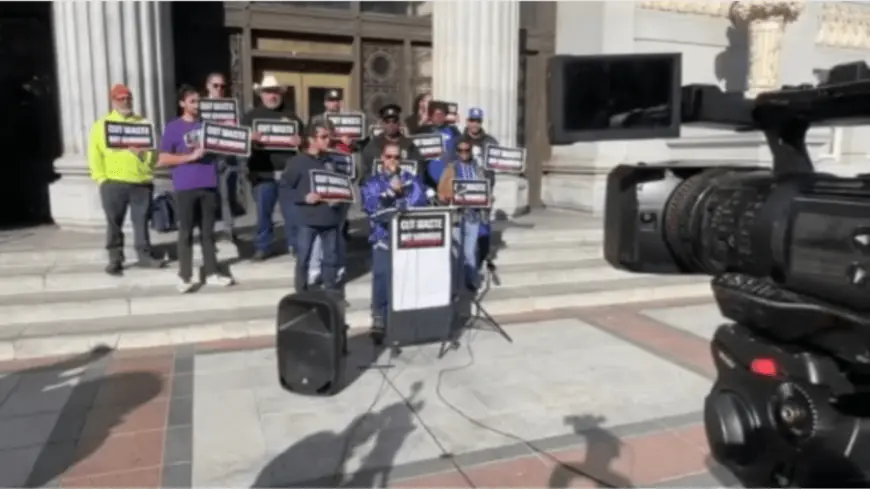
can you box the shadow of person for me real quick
[342,381,425,488]
[714,19,749,93]
[0,346,164,487]
[253,381,425,488]
[547,415,631,489]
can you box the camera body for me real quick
[588,59,870,486]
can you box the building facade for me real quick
[6,1,870,229]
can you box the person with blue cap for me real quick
[463,107,499,274]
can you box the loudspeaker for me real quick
[276,290,347,396]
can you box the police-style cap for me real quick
[428,100,448,115]
[379,104,402,119]
[467,107,484,120]
[325,89,342,101]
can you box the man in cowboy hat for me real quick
[240,74,305,261]
[360,103,423,181]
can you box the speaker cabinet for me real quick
[276,291,347,396]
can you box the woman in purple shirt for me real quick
[158,85,234,293]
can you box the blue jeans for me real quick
[253,180,296,253]
[371,245,390,320]
[308,216,347,284]
[456,219,481,289]
[295,224,340,292]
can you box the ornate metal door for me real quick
[361,41,405,123]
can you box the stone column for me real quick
[432,0,528,217]
[50,1,176,230]
[731,1,805,97]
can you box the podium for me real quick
[386,207,455,347]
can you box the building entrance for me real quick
[254,60,353,122]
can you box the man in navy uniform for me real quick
[360,104,423,181]
[361,141,428,341]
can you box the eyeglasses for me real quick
[383,155,399,160]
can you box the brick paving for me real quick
[0,297,741,488]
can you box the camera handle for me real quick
[762,118,814,177]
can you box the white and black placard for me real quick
[252,118,299,151]
[446,102,459,125]
[309,169,355,203]
[199,98,239,125]
[104,121,156,150]
[202,122,252,157]
[326,112,366,140]
[390,209,452,312]
[452,179,491,208]
[484,145,526,174]
[327,151,356,180]
[410,133,445,160]
[373,159,418,176]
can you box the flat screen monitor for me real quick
[548,53,682,144]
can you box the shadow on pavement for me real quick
[253,381,425,488]
[0,346,164,487]
[547,415,630,488]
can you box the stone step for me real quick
[0,244,607,297]
[0,226,603,269]
[0,257,654,325]
[0,275,713,361]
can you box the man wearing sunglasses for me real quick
[437,136,494,291]
[360,104,423,182]
[361,141,428,341]
[463,107,498,273]
[281,123,345,295]
[205,73,242,243]
[88,83,164,276]
[241,75,305,261]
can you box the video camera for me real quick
[551,54,870,487]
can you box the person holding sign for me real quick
[405,92,432,135]
[204,72,242,242]
[361,141,428,338]
[158,85,235,293]
[280,122,345,295]
[241,75,305,261]
[437,137,494,291]
[421,101,461,162]
[462,107,499,271]
[361,104,423,183]
[88,83,163,276]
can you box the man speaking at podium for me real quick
[361,141,428,340]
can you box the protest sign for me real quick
[373,159,418,176]
[483,145,526,174]
[202,122,252,157]
[326,112,365,140]
[199,98,239,125]
[451,179,491,208]
[327,151,356,180]
[410,133,445,160]
[309,170,355,203]
[104,121,155,150]
[252,119,299,151]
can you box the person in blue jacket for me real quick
[361,141,428,341]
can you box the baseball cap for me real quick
[110,84,131,99]
[467,107,484,120]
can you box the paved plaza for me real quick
[0,297,742,488]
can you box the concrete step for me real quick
[0,257,659,325]
[0,275,713,361]
[0,244,607,297]
[0,226,603,269]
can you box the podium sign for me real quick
[388,208,454,346]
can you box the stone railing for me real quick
[816,2,870,50]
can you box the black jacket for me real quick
[360,133,424,182]
[463,129,499,161]
[281,152,343,228]
[241,105,305,182]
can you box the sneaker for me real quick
[136,256,166,269]
[176,278,196,294]
[252,250,269,262]
[105,262,123,277]
[206,274,234,287]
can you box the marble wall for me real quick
[544,1,870,215]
